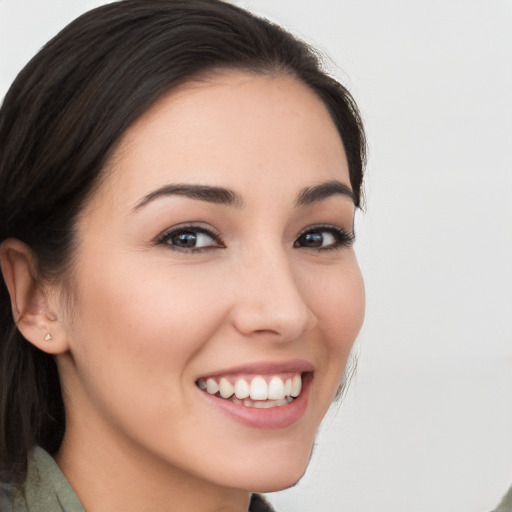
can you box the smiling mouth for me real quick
[196,373,304,408]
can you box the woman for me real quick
[0,1,366,510]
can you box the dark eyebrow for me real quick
[133,179,354,212]
[295,180,356,207]
[133,184,243,211]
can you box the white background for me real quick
[1,1,511,511]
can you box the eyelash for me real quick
[156,224,355,253]
[294,224,355,251]
[157,224,224,253]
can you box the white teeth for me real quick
[252,400,273,408]
[243,396,292,408]
[199,373,304,405]
[284,378,292,397]
[268,376,285,400]
[234,379,250,399]
[206,378,219,395]
[290,374,302,398]
[219,378,234,399]
[249,376,268,400]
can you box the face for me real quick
[55,72,365,493]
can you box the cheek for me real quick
[289,258,365,428]
[61,259,241,454]
[306,258,365,404]
[67,255,231,371]
[305,259,365,352]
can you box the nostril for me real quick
[231,299,316,342]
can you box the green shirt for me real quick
[0,447,85,511]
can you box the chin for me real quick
[247,469,307,494]
[225,442,314,494]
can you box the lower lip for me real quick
[199,373,312,430]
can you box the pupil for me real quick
[174,232,197,247]
[303,232,322,247]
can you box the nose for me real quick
[230,248,317,342]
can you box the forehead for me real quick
[97,71,350,210]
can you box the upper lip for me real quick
[197,359,314,380]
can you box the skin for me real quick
[2,72,365,511]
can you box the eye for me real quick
[157,225,223,252]
[294,226,354,250]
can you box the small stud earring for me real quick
[44,333,53,341]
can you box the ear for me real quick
[0,238,70,354]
